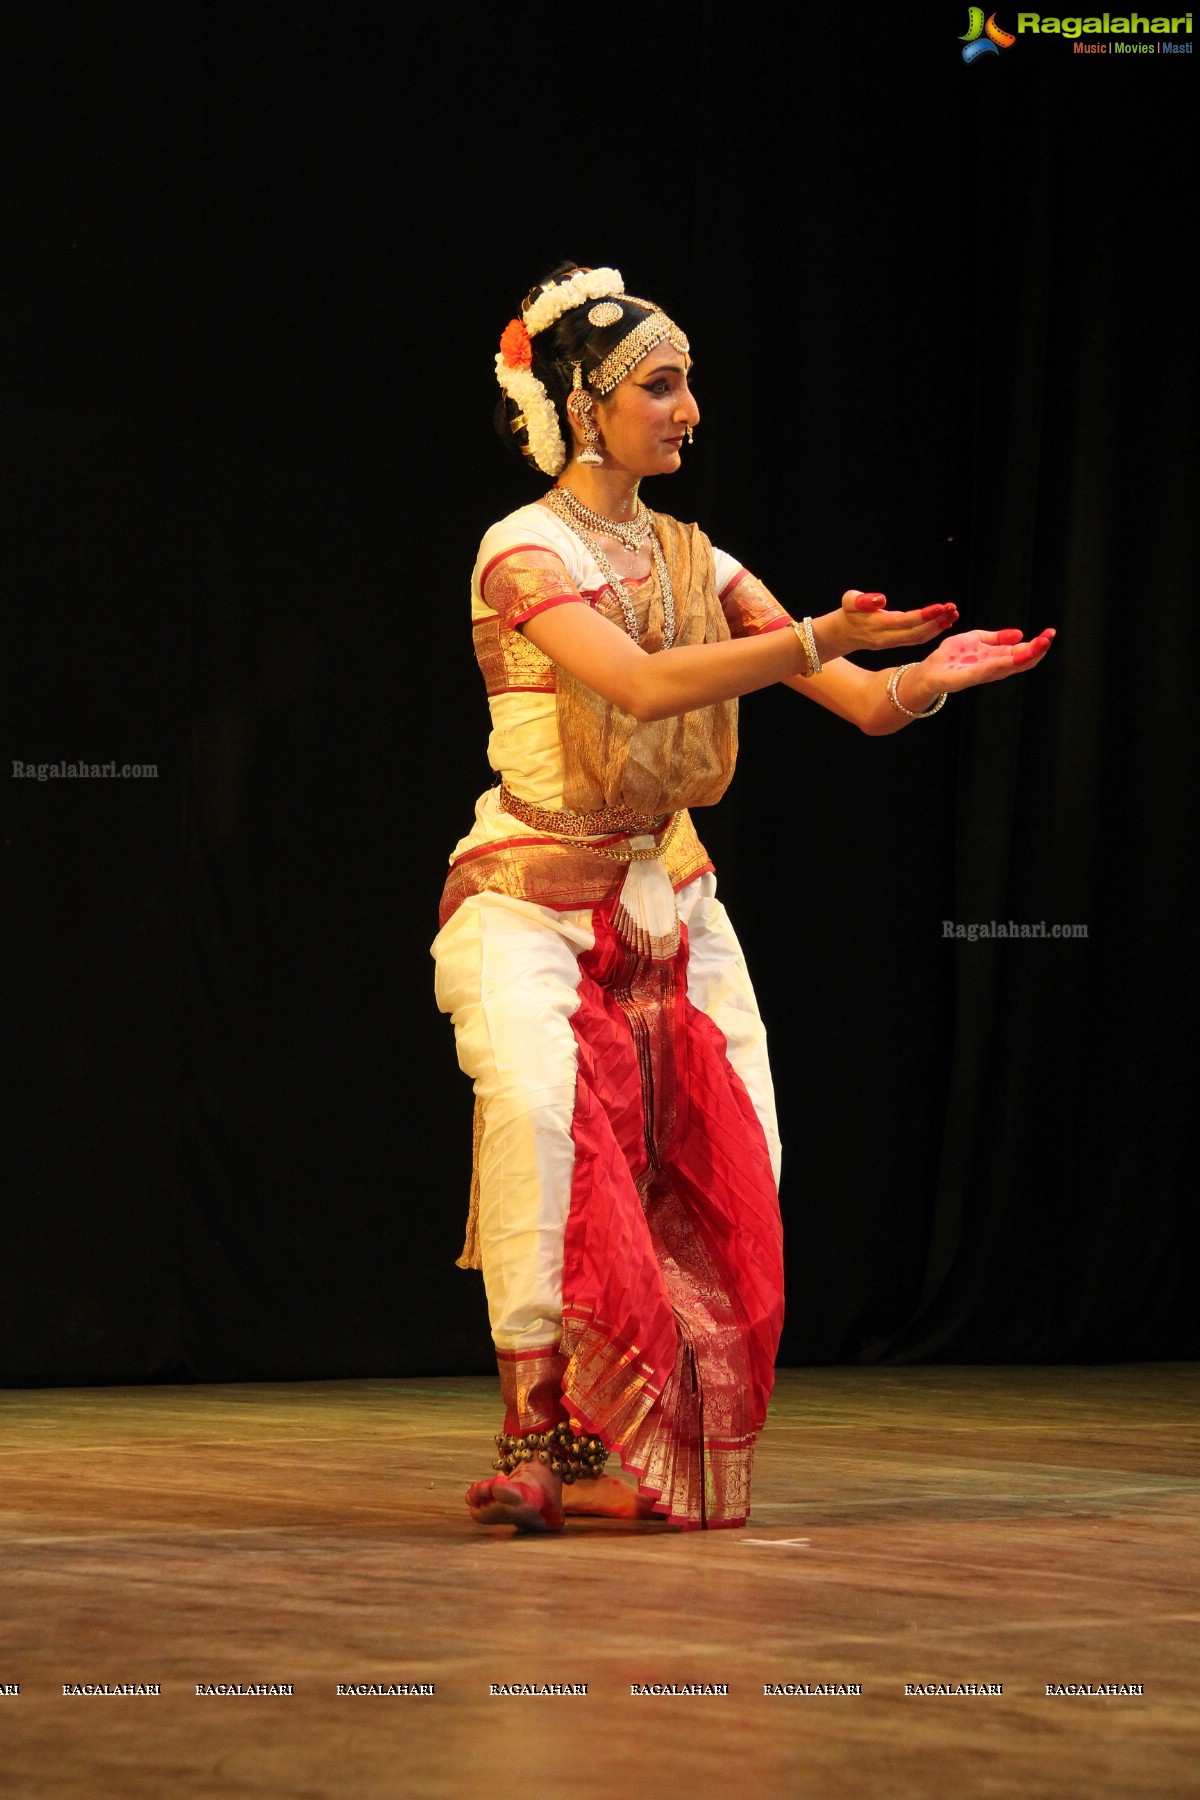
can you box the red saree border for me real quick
[495,1345,569,1436]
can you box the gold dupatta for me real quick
[555,515,738,817]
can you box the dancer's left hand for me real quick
[919,626,1057,692]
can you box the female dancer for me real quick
[432,263,1053,1533]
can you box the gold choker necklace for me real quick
[545,493,676,651]
[547,485,650,552]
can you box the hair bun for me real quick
[522,262,587,316]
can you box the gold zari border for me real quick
[499,784,667,839]
[561,1310,756,1529]
[496,1346,569,1435]
[438,809,711,930]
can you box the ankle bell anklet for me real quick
[494,1421,609,1484]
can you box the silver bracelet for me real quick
[791,615,822,678]
[887,663,946,719]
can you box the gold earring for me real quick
[572,362,603,467]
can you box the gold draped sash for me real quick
[556,516,738,816]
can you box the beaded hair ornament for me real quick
[494,266,690,477]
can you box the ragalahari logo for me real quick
[961,8,1017,58]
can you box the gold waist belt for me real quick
[499,784,668,839]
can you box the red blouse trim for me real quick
[579,571,652,596]
[718,567,749,601]
[479,541,565,594]
[510,592,582,627]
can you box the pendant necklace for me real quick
[545,488,676,651]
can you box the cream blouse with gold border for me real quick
[450,502,788,865]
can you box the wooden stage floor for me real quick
[1,1366,1196,1799]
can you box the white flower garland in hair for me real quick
[522,266,625,338]
[494,354,567,478]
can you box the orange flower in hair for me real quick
[499,318,532,370]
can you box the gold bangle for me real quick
[791,615,821,677]
[887,663,946,718]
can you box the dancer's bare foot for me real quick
[465,1461,564,1532]
[562,1473,659,1519]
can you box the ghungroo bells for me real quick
[494,1421,609,1484]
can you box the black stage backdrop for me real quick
[3,3,1194,1383]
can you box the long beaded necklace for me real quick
[545,488,677,651]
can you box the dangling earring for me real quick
[685,425,694,445]
[572,361,603,467]
[579,403,603,466]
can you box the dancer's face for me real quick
[593,344,699,478]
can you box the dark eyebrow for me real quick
[641,359,693,378]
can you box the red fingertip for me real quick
[997,628,1023,643]
[921,604,954,620]
[854,592,886,610]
